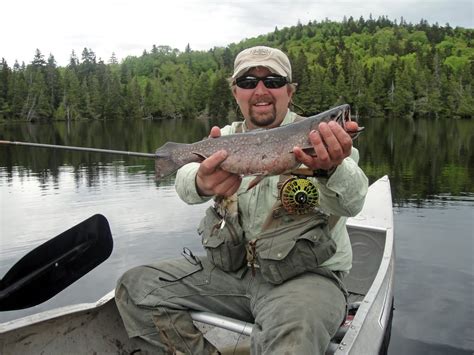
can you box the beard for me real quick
[248,105,277,128]
[247,95,278,128]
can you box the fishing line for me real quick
[231,321,250,355]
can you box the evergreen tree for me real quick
[102,68,123,119]
[58,67,81,120]
[23,51,51,121]
[109,52,118,65]
[0,18,471,121]
[389,64,415,117]
[208,70,232,119]
[123,76,143,119]
[0,58,11,118]
[9,62,28,119]
[45,54,61,116]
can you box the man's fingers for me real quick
[208,126,221,138]
[199,150,227,175]
[329,121,353,156]
[293,146,313,167]
[310,130,331,164]
[319,123,344,159]
[214,174,242,197]
[294,131,330,169]
[345,121,359,133]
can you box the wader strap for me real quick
[328,215,341,230]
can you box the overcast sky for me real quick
[2,0,473,67]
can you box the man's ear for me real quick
[287,83,296,97]
[231,86,239,102]
[287,86,294,102]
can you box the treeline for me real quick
[0,16,472,122]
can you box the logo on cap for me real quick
[250,47,272,58]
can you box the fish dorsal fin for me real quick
[155,141,184,157]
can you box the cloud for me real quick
[1,0,472,66]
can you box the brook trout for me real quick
[155,104,361,185]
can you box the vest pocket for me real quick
[198,206,246,272]
[255,219,337,284]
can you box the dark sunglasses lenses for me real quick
[235,76,287,89]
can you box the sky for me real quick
[1,0,473,67]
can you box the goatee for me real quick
[249,106,277,128]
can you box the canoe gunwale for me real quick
[333,175,395,354]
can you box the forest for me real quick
[0,16,472,122]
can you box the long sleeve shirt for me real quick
[175,110,368,272]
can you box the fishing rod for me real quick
[0,140,156,159]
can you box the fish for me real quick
[154,104,362,187]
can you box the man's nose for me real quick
[254,79,268,93]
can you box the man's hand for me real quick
[195,126,242,197]
[293,121,358,171]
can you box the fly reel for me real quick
[279,177,319,214]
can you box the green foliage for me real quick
[208,70,233,119]
[1,17,473,121]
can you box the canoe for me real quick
[0,175,395,355]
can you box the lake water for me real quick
[0,116,473,354]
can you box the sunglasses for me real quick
[234,75,288,89]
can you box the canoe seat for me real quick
[193,301,362,355]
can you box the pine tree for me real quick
[123,76,143,119]
[190,72,211,114]
[58,68,81,120]
[208,70,232,119]
[0,58,11,118]
[45,54,61,116]
[9,62,28,119]
[102,68,123,119]
[389,64,414,117]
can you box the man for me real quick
[116,46,368,354]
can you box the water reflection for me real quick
[0,163,209,323]
[356,116,473,205]
[1,116,472,204]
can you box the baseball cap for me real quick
[232,46,292,82]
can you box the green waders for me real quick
[115,255,346,355]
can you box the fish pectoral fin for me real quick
[290,146,316,157]
[250,172,267,176]
[301,146,316,156]
[191,152,208,161]
[290,167,314,176]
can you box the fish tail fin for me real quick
[154,142,187,179]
